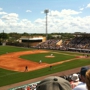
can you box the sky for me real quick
[0,0,90,34]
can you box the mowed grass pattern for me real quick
[0,46,90,87]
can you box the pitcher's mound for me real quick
[45,55,55,58]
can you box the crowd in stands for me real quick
[35,37,90,53]
[10,66,90,90]
[36,39,60,50]
[68,37,90,49]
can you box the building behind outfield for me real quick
[20,36,46,47]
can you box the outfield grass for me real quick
[0,46,90,87]
[0,46,31,55]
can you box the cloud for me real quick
[41,11,44,14]
[0,11,7,15]
[86,3,90,8]
[45,10,90,33]
[0,8,7,15]
[49,9,81,18]
[61,9,81,15]
[79,8,84,11]
[34,18,44,24]
[26,10,32,12]
[0,8,3,11]
[0,8,90,33]
[1,13,19,21]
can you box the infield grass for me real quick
[20,52,75,63]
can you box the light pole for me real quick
[44,9,49,40]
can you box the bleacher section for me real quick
[35,37,90,52]
[36,39,60,49]
[68,37,90,49]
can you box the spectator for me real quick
[67,75,73,82]
[27,86,30,90]
[71,73,81,89]
[85,69,90,90]
[36,76,72,90]
[73,66,90,90]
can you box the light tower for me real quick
[44,9,49,40]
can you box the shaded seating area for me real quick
[36,39,60,50]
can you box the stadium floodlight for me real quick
[44,9,49,40]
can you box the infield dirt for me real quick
[0,50,83,72]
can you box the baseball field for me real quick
[0,46,90,87]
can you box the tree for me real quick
[0,32,9,45]
[0,33,9,40]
